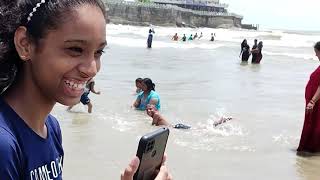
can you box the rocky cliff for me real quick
[104,1,242,28]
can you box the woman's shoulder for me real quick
[150,90,160,96]
[47,115,62,143]
[0,126,20,160]
[47,115,61,131]
[0,127,23,178]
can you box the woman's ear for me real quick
[14,26,32,61]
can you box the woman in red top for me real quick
[298,41,320,153]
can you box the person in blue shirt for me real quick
[133,78,161,110]
[0,1,171,180]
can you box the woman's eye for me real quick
[94,49,105,58]
[96,49,105,55]
[65,47,83,57]
[68,47,83,53]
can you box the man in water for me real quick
[146,104,232,128]
[172,33,179,41]
[146,104,191,129]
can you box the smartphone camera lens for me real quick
[151,150,157,157]
[145,139,155,153]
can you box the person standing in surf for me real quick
[239,39,250,62]
[255,41,264,63]
[182,34,187,42]
[298,41,320,153]
[147,28,155,48]
[251,39,258,63]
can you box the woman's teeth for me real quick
[65,80,85,90]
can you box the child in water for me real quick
[135,77,143,94]
[67,79,101,113]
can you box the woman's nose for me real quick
[78,58,99,78]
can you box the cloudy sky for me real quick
[221,0,319,31]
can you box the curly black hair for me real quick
[0,0,107,94]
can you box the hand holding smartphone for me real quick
[133,127,170,180]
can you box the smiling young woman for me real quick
[0,0,171,179]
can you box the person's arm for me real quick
[239,47,243,57]
[251,46,258,53]
[133,94,142,108]
[89,81,100,95]
[306,86,320,113]
[133,99,141,108]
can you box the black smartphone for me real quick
[133,127,170,180]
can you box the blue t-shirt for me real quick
[136,90,160,110]
[0,98,64,180]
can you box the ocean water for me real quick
[52,24,320,180]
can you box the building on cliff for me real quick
[152,0,228,13]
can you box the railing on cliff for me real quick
[151,0,228,8]
[104,0,243,19]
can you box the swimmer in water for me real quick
[146,104,191,129]
[146,104,232,128]
[213,117,233,127]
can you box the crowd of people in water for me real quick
[171,32,216,42]
[147,28,216,48]
[146,28,265,64]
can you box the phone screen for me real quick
[133,127,170,180]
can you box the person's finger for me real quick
[121,157,140,180]
[155,165,169,180]
[162,153,167,165]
